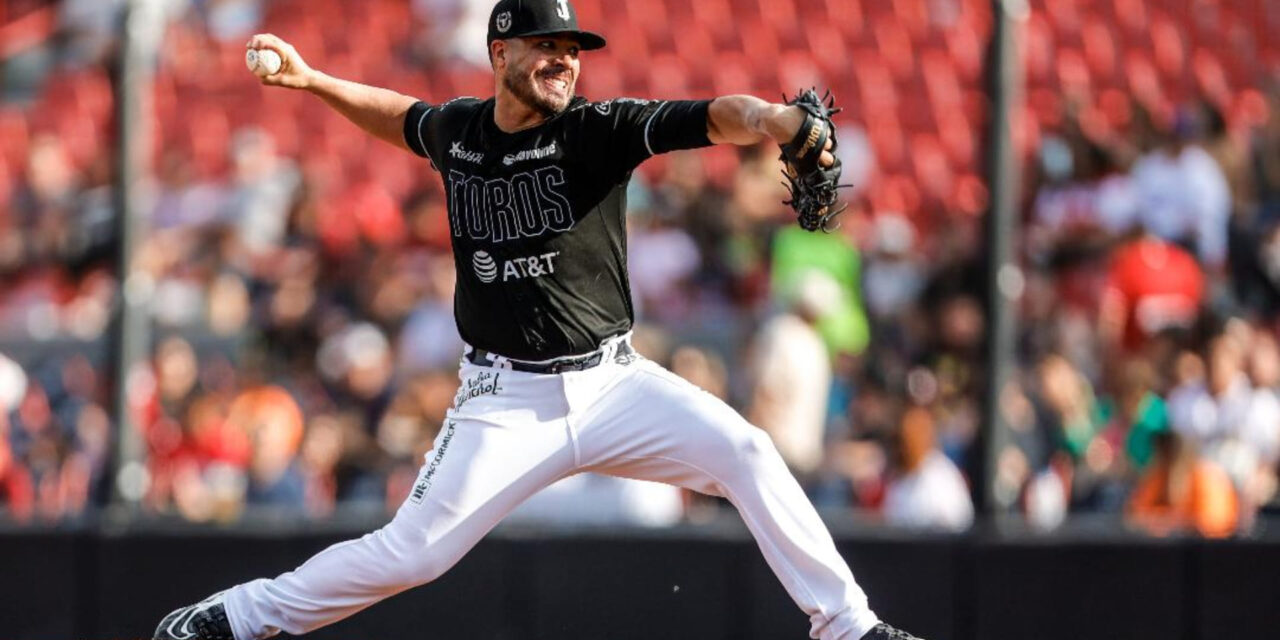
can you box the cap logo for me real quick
[555,0,570,21]
[495,11,512,33]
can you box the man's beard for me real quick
[503,66,571,118]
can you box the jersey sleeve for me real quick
[404,100,437,159]
[582,98,714,177]
[403,98,479,170]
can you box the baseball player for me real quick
[154,1,923,639]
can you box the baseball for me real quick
[246,48,282,76]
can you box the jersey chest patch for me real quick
[447,166,573,243]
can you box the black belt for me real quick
[466,342,636,374]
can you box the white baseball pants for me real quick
[223,349,880,640]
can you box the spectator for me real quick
[1127,431,1238,538]
[747,270,837,478]
[1166,323,1280,527]
[230,386,306,507]
[410,0,492,68]
[1130,107,1232,269]
[0,353,35,520]
[226,128,300,259]
[861,213,925,323]
[397,253,464,374]
[882,406,974,531]
[1255,83,1280,220]
[1098,232,1205,352]
[628,204,702,324]
[771,225,870,357]
[1111,358,1170,472]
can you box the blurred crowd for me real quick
[2,0,1280,539]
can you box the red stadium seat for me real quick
[1098,89,1135,130]
[1027,88,1062,129]
[1124,49,1163,106]
[777,52,826,97]
[871,173,922,219]
[944,23,983,82]
[962,90,988,137]
[867,113,906,172]
[1192,48,1231,107]
[0,107,30,169]
[738,19,782,67]
[1081,17,1118,82]
[873,17,916,80]
[825,0,864,40]
[1218,13,1258,83]
[647,54,693,99]
[852,49,898,114]
[1229,89,1269,131]
[1113,0,1150,34]
[892,0,930,39]
[899,93,935,132]
[1055,48,1091,97]
[183,104,231,179]
[1013,105,1041,159]
[605,22,650,66]
[756,0,805,51]
[626,0,673,53]
[950,173,988,217]
[1150,14,1186,80]
[0,156,10,208]
[691,0,741,51]
[579,53,624,100]
[910,133,953,202]
[1188,0,1224,49]
[708,52,757,96]
[1043,0,1082,38]
[1021,13,1055,87]
[575,0,604,26]
[795,0,828,24]
[805,23,851,80]
[673,27,717,72]
[937,110,976,168]
[921,49,962,111]
[960,0,993,41]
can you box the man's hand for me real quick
[775,89,846,232]
[246,33,315,89]
[763,104,836,169]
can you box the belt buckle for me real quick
[549,353,601,374]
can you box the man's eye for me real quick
[569,47,580,56]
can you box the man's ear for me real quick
[490,40,506,69]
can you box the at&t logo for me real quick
[472,251,561,283]
[472,251,498,283]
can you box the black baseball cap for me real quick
[487,0,607,51]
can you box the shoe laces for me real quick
[192,607,234,640]
[874,623,922,640]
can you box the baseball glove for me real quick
[778,88,848,233]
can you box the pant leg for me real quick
[572,359,881,640]
[224,367,574,640]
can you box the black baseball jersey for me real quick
[404,96,714,361]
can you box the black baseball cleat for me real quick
[863,622,926,640]
[153,590,234,640]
